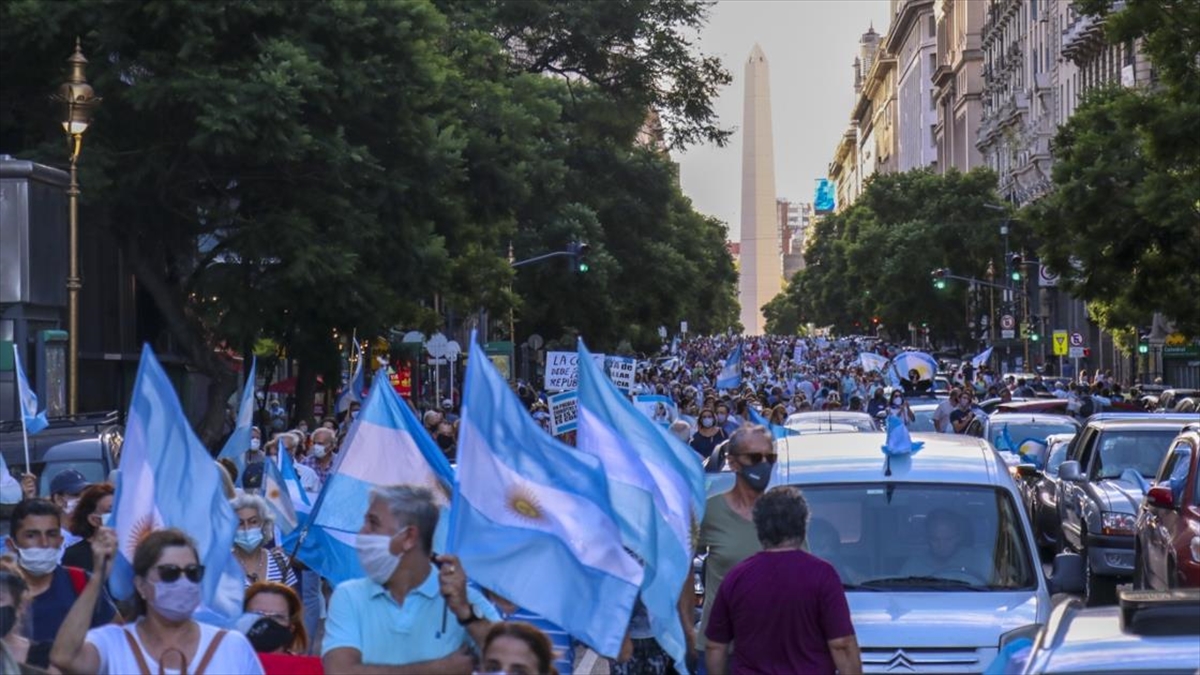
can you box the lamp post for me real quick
[51,38,101,415]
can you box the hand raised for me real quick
[91,527,118,582]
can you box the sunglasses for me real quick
[155,564,205,583]
[736,452,778,465]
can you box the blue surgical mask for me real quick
[234,528,265,552]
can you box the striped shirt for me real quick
[242,547,299,590]
[499,606,575,674]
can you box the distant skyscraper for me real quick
[739,44,780,335]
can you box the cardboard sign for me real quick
[548,390,578,435]
[544,351,606,392]
[605,356,637,392]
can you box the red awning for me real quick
[265,375,323,395]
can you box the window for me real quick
[928,14,936,38]
[1092,430,1182,479]
[1156,441,1194,505]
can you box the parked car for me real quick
[1056,414,1198,605]
[977,413,1081,468]
[1015,433,1077,556]
[1008,589,1200,674]
[1134,422,1200,590]
[1154,388,1200,412]
[701,431,1082,673]
[782,410,877,433]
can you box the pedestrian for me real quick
[48,469,91,550]
[7,499,117,645]
[950,391,979,434]
[695,425,774,668]
[689,409,728,462]
[242,581,322,674]
[62,483,115,572]
[932,389,961,433]
[482,622,558,675]
[51,527,264,674]
[301,427,338,489]
[704,486,861,675]
[322,485,499,673]
[229,494,298,590]
[1,565,50,671]
[485,591,576,674]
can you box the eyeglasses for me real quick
[736,452,778,465]
[154,564,205,583]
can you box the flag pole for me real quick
[12,345,31,474]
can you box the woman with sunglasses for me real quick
[242,582,321,675]
[51,527,264,675]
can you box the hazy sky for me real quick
[677,0,893,240]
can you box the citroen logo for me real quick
[885,651,917,672]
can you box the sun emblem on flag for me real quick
[122,514,161,558]
[267,485,282,501]
[506,485,544,522]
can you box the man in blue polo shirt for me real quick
[322,485,499,674]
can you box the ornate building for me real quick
[828,25,897,212]
[887,0,938,171]
[932,0,985,172]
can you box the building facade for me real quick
[828,25,898,212]
[888,0,939,171]
[932,0,986,172]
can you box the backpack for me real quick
[66,566,87,595]
[1079,396,1096,418]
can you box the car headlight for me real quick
[1190,536,1200,563]
[1101,511,1137,536]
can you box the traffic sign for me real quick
[1070,332,1084,347]
[1001,329,1015,339]
[1052,330,1068,356]
[1068,346,1085,359]
[1000,314,1016,330]
[1038,264,1059,287]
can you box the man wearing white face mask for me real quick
[323,485,500,674]
[8,499,116,646]
[301,427,337,489]
[49,469,91,551]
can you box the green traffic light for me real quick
[1010,271,1021,281]
[934,280,946,290]
[1030,333,1040,342]
[578,262,589,273]
[1138,343,1149,354]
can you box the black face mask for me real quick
[0,605,17,638]
[436,434,455,450]
[246,617,294,653]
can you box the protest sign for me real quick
[548,390,578,435]
[544,351,606,392]
[632,395,678,427]
[605,356,637,392]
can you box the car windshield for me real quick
[784,414,875,432]
[1046,442,1069,476]
[910,407,938,432]
[1093,430,1181,479]
[37,460,108,496]
[802,483,1037,591]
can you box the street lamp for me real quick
[51,37,101,415]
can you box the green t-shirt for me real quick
[696,491,762,649]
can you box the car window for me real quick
[1156,442,1192,505]
[990,422,1078,460]
[1046,442,1069,476]
[38,460,108,496]
[801,483,1037,591]
[910,408,938,432]
[1092,430,1181,480]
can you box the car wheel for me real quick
[1083,535,1117,607]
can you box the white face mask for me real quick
[250,438,261,451]
[15,546,59,576]
[64,499,80,516]
[151,578,202,622]
[356,532,404,584]
[312,444,327,459]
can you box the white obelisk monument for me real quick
[739,44,780,335]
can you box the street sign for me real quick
[1052,330,1068,356]
[1000,314,1016,330]
[1001,329,1015,339]
[1038,264,1059,287]
[1068,346,1085,359]
[1070,332,1084,347]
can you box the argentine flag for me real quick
[109,344,244,623]
[892,350,940,382]
[293,369,454,585]
[859,351,889,374]
[576,340,705,674]
[336,338,365,415]
[217,357,256,478]
[971,347,994,370]
[12,345,49,435]
[449,338,642,657]
[716,342,743,390]
[261,455,299,534]
[746,406,798,440]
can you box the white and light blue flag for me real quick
[12,345,49,435]
[291,370,454,585]
[336,338,366,415]
[746,406,798,440]
[261,453,299,534]
[892,351,940,382]
[217,357,256,478]
[109,344,244,623]
[971,347,994,370]
[576,340,705,674]
[631,394,679,427]
[277,439,312,512]
[448,338,642,657]
[716,342,743,390]
[858,352,889,374]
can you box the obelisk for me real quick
[739,44,779,336]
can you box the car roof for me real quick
[988,413,1081,426]
[1086,414,1200,430]
[774,431,1005,486]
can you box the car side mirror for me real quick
[1048,552,1085,595]
[1016,464,1040,479]
[1059,460,1082,482]
[1146,485,1175,509]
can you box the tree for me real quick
[1028,0,1200,337]
[765,168,1014,344]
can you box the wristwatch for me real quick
[456,605,484,626]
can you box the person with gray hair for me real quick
[229,493,298,591]
[694,423,776,667]
[705,486,861,675]
[321,485,500,674]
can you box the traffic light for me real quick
[1008,254,1023,281]
[1138,337,1149,354]
[566,241,591,273]
[931,268,948,290]
[1025,322,1040,342]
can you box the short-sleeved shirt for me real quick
[30,566,117,643]
[706,550,855,675]
[85,621,264,675]
[697,493,761,650]
[322,565,500,666]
